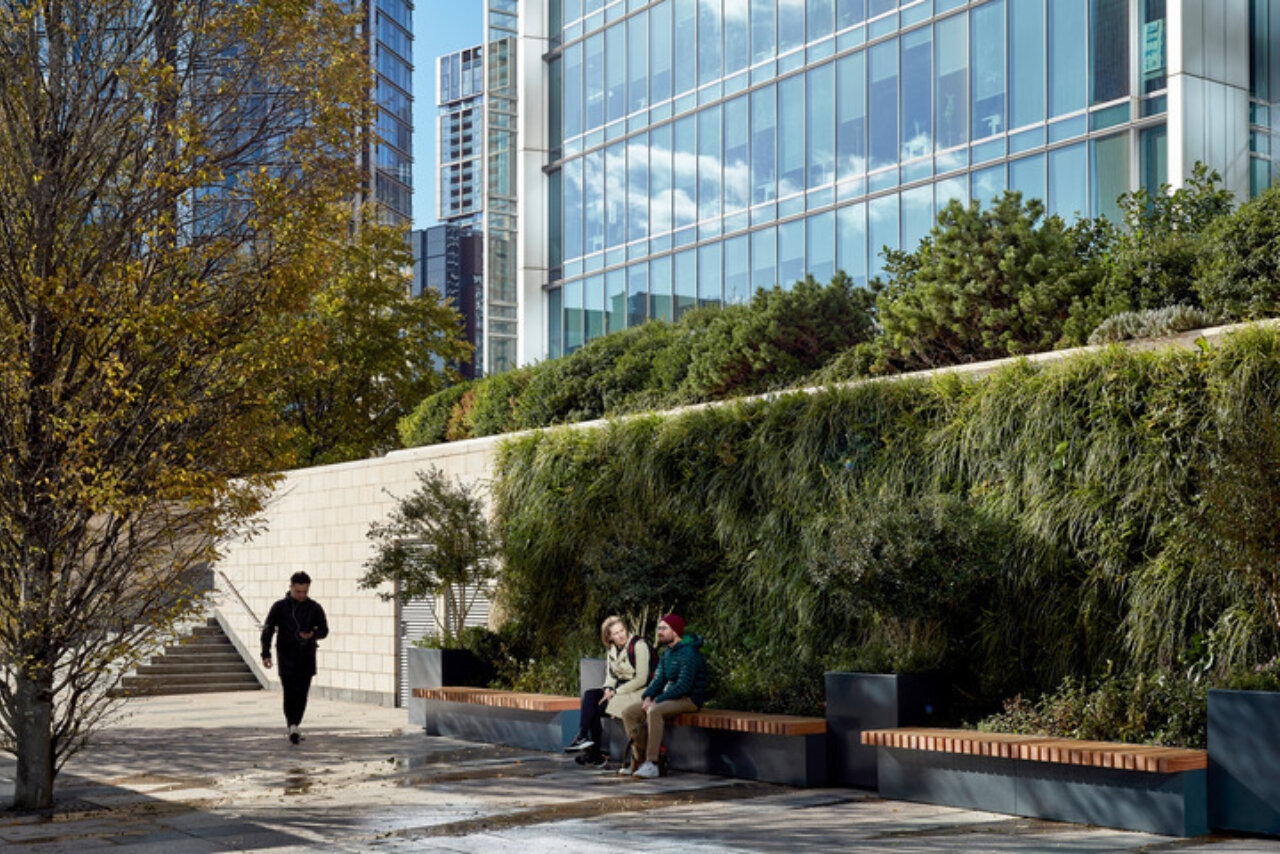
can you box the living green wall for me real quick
[491,328,1280,723]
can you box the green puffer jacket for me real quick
[642,632,709,706]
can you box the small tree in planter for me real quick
[360,468,498,645]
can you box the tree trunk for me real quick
[13,670,55,811]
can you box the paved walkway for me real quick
[0,692,1276,852]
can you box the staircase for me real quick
[120,618,262,696]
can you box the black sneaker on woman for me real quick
[565,734,595,752]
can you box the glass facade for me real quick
[373,0,414,227]
[438,46,485,225]
[541,0,1270,358]
[485,0,520,375]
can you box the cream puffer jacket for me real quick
[601,636,651,717]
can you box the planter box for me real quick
[824,672,939,788]
[407,648,485,728]
[1208,688,1280,836]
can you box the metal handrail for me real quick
[217,569,261,627]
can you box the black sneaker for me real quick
[565,734,595,752]
[289,725,300,744]
[584,752,608,768]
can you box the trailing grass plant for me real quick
[489,328,1280,739]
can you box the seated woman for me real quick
[565,615,654,767]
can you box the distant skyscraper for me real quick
[412,225,483,379]
[438,45,485,226]
[369,0,414,227]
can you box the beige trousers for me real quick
[620,697,699,763]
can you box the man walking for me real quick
[261,571,329,744]
[620,613,708,779]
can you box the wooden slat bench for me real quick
[861,727,1209,837]
[411,686,581,753]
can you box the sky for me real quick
[411,2,483,230]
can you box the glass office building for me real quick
[371,0,414,227]
[504,0,1278,363]
[438,46,486,226]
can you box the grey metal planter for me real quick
[824,671,939,788]
[407,647,485,728]
[1208,688,1280,836]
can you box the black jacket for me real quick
[260,594,329,677]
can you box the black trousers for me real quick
[578,688,606,743]
[281,672,313,727]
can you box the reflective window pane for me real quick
[972,0,1006,139]
[779,74,805,196]
[807,210,835,283]
[674,248,698,318]
[751,225,778,290]
[606,24,626,122]
[585,273,605,342]
[674,115,697,229]
[936,13,968,150]
[779,0,805,53]
[1009,152,1045,204]
[837,51,867,179]
[902,27,933,159]
[650,255,674,321]
[726,0,750,74]
[628,12,649,113]
[564,43,583,139]
[809,0,834,43]
[699,242,723,306]
[565,278,584,353]
[724,232,751,302]
[837,0,866,30]
[778,217,805,286]
[1141,0,1166,95]
[674,0,698,96]
[585,33,604,130]
[584,149,604,253]
[628,263,649,326]
[1140,122,1167,198]
[1090,132,1129,223]
[1048,141,1087,219]
[972,162,1006,204]
[935,175,968,214]
[901,184,933,252]
[808,63,836,185]
[564,157,583,261]
[837,201,867,285]
[548,285,563,360]
[752,84,778,203]
[699,106,722,222]
[751,0,776,64]
[628,133,650,242]
[651,1,673,102]
[725,96,751,211]
[868,192,899,281]
[1009,0,1045,128]
[607,269,627,333]
[651,123,674,234]
[869,40,898,170]
[1091,0,1129,104]
[699,0,723,85]
[1049,0,1087,117]
[605,142,626,247]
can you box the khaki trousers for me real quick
[620,697,699,763]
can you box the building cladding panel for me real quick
[513,0,1277,362]
[372,0,414,227]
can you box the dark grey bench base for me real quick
[601,718,826,787]
[421,698,579,753]
[876,747,1208,837]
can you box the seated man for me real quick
[619,613,708,779]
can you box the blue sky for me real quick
[411,3,483,230]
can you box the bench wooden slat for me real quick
[413,686,579,712]
[415,687,825,735]
[860,727,1206,773]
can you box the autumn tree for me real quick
[0,0,368,809]
[272,217,472,467]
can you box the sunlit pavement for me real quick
[0,691,1276,852]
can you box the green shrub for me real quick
[398,381,472,447]
[1196,183,1280,319]
[679,273,876,399]
[977,669,1209,749]
[470,366,533,437]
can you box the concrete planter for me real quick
[824,672,939,788]
[1208,688,1280,836]
[407,647,485,728]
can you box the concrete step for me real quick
[123,672,260,689]
[136,662,253,676]
[158,644,238,658]
[118,681,262,697]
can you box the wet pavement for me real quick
[0,692,1277,852]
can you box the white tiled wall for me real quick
[214,434,506,706]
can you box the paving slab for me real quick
[0,691,1274,852]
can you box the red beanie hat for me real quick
[660,613,685,637]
